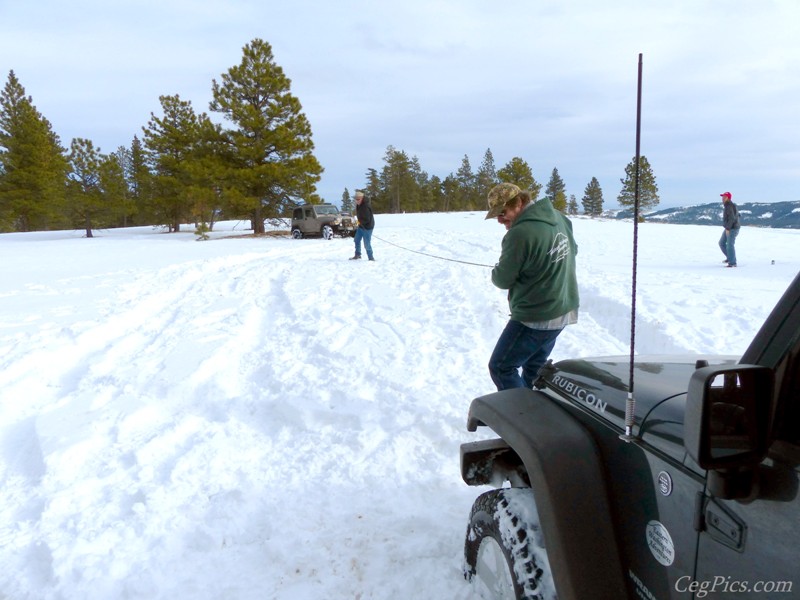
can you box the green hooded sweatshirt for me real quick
[491,198,579,322]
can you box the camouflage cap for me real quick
[485,183,522,220]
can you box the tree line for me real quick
[345,147,660,219]
[1,36,660,236]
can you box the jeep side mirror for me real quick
[685,364,773,471]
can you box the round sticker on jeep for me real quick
[646,520,675,566]
[657,471,673,496]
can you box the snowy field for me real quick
[1,212,798,599]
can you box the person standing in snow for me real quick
[485,183,579,390]
[718,191,740,268]
[350,191,375,261]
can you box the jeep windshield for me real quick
[315,206,339,215]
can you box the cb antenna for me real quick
[621,53,643,442]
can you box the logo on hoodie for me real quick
[548,232,570,263]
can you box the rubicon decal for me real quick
[551,375,608,412]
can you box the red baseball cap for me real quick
[720,192,732,199]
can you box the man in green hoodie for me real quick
[485,183,579,390]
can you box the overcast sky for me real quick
[2,0,798,210]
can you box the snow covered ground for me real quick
[1,212,798,599]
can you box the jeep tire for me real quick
[291,228,303,239]
[321,224,333,240]
[464,488,555,600]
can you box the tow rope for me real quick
[372,234,494,268]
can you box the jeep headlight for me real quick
[333,218,341,225]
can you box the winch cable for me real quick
[372,233,494,268]
[621,53,643,442]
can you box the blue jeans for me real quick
[488,320,563,390]
[718,228,739,266]
[354,227,374,259]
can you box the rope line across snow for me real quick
[372,234,494,268]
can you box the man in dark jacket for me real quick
[485,183,579,390]
[350,191,375,261]
[718,191,740,267]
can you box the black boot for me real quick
[349,255,361,260]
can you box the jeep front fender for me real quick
[465,388,627,600]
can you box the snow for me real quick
[1,213,798,599]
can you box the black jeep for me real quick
[461,272,799,599]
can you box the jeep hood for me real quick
[542,355,738,466]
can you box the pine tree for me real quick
[380,145,417,213]
[582,177,604,217]
[497,157,541,199]
[188,115,229,231]
[475,148,497,203]
[67,138,104,237]
[127,135,152,225]
[455,155,477,211]
[553,190,567,213]
[0,70,68,232]
[363,168,384,210]
[424,174,444,213]
[618,155,659,212]
[111,145,136,226]
[441,174,459,212]
[544,167,566,205]
[142,94,203,232]
[407,155,427,213]
[99,151,129,228]
[567,194,578,215]
[210,38,323,234]
[341,188,354,214]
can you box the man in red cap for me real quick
[718,192,740,267]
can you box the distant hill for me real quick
[614,200,800,229]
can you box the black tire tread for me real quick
[464,488,554,600]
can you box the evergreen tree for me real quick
[544,167,566,205]
[363,167,384,210]
[475,148,497,203]
[341,188,354,214]
[441,174,459,212]
[112,145,137,226]
[67,138,104,237]
[618,155,659,212]
[407,155,427,213]
[142,94,203,232]
[210,38,323,234]
[581,177,604,217]
[143,97,228,232]
[188,115,230,231]
[99,151,129,228]
[497,157,541,199]
[127,135,152,225]
[380,145,416,213]
[553,190,567,213]
[0,70,68,232]
[567,194,578,215]
[424,174,444,213]
[455,154,477,211]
